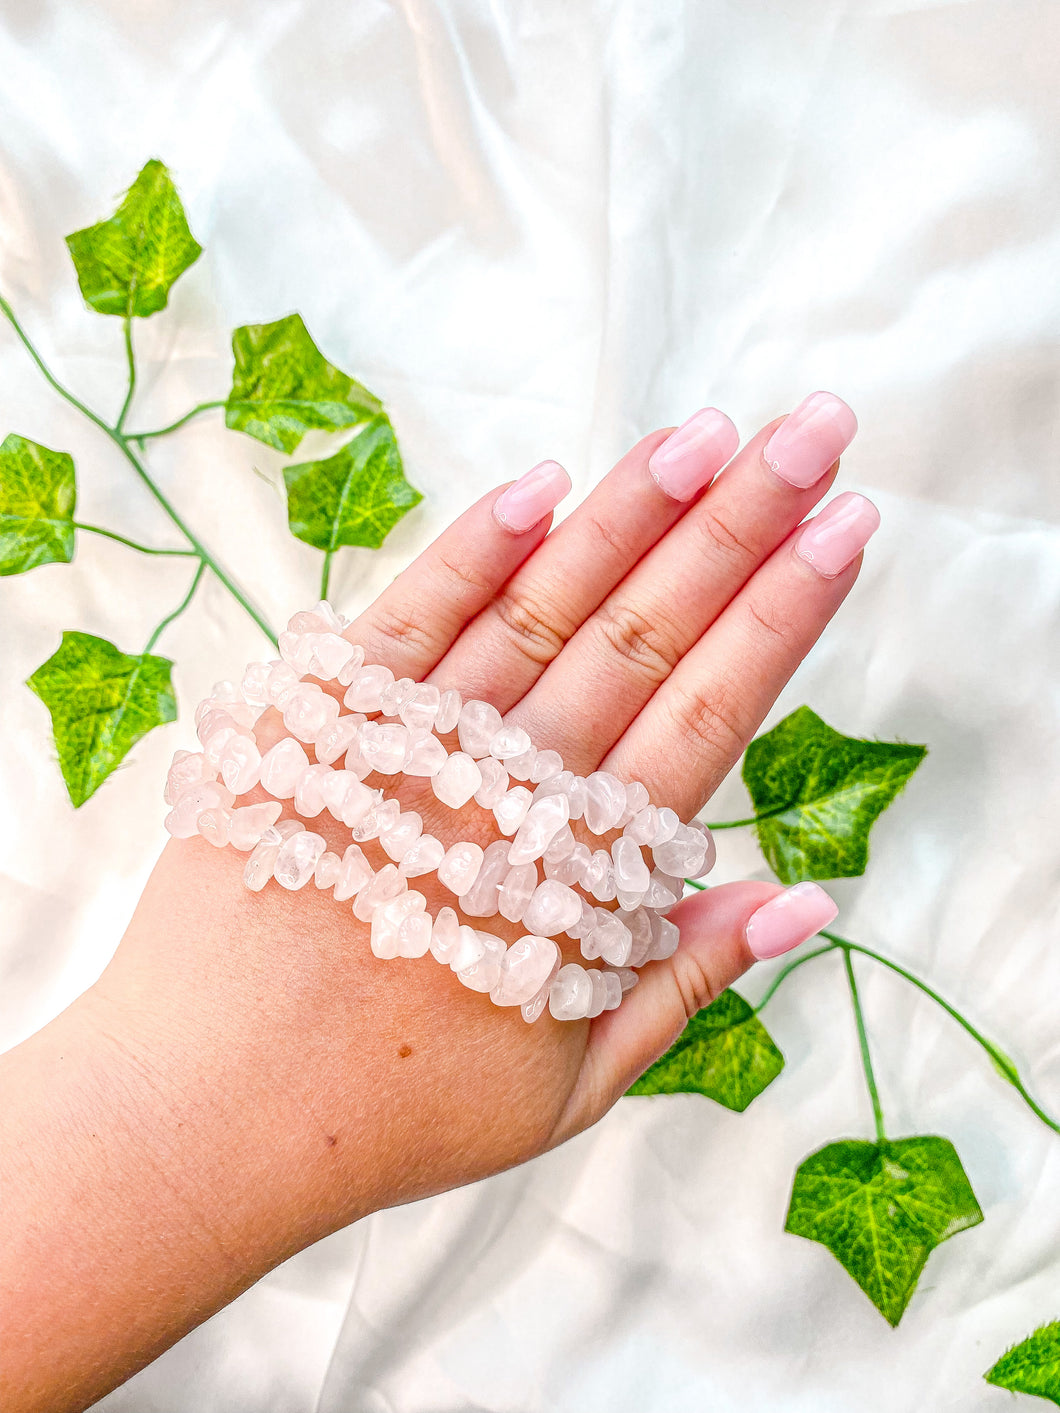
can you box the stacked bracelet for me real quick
[163,600,716,1023]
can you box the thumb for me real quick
[548,879,838,1146]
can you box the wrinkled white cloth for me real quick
[1,2,1058,1409]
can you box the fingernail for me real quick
[745,882,839,961]
[647,407,740,502]
[763,391,858,488]
[492,460,572,534]
[795,491,880,578]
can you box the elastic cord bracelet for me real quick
[163,600,716,1022]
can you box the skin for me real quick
[0,411,865,1412]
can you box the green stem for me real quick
[706,800,795,830]
[0,297,278,648]
[320,548,334,602]
[824,930,1060,1137]
[843,947,887,1143]
[115,316,136,432]
[74,522,199,557]
[754,944,836,1011]
[128,400,225,441]
[144,558,206,653]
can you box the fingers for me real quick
[341,465,571,681]
[427,415,740,709]
[602,491,881,818]
[547,879,839,1147]
[505,401,852,770]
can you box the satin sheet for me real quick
[1,2,1058,1409]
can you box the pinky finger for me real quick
[546,880,838,1147]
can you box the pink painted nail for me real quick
[795,491,880,578]
[647,407,740,502]
[763,391,858,488]
[492,460,572,534]
[745,882,839,961]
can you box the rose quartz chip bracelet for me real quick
[162,600,716,1023]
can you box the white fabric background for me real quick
[1,1,1058,1408]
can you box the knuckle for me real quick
[596,599,681,686]
[490,586,571,667]
[744,598,790,643]
[434,550,495,607]
[583,511,635,564]
[694,505,759,568]
[668,682,748,771]
[372,604,438,658]
[670,952,721,1020]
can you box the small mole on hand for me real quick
[398,1043,413,1058]
[325,1135,337,1147]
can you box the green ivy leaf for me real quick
[742,706,926,883]
[225,313,384,453]
[0,434,76,575]
[985,1321,1060,1406]
[626,989,784,1111]
[27,631,177,807]
[784,1135,983,1325]
[283,416,422,552]
[65,159,202,318]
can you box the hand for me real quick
[1,394,876,1411]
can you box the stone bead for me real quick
[241,661,272,706]
[351,796,400,842]
[584,771,627,834]
[507,794,570,866]
[623,906,655,966]
[542,824,575,865]
[530,749,564,784]
[624,805,658,846]
[195,705,247,742]
[397,911,433,959]
[275,830,327,889]
[458,838,510,917]
[360,721,409,775]
[488,725,532,760]
[547,840,590,886]
[315,714,364,766]
[619,780,650,825]
[649,913,680,960]
[380,810,423,862]
[612,835,651,893]
[344,663,394,713]
[197,807,233,847]
[584,909,633,966]
[429,906,461,964]
[498,862,538,923]
[314,851,342,889]
[490,934,560,1007]
[653,822,715,880]
[493,786,533,835]
[352,864,406,920]
[259,738,310,798]
[457,699,502,757]
[163,780,235,838]
[404,732,448,777]
[336,643,367,686]
[305,632,357,681]
[549,963,593,1020]
[317,769,361,821]
[399,682,441,734]
[569,896,598,941]
[644,870,681,909]
[286,608,333,635]
[283,683,343,746]
[449,924,486,973]
[582,848,617,902]
[334,844,373,901]
[343,735,373,780]
[433,751,482,808]
[505,747,537,781]
[164,749,215,805]
[523,879,583,936]
[473,757,509,808]
[651,806,680,846]
[435,688,463,734]
[600,970,623,1011]
[586,969,609,1019]
[201,724,242,771]
[457,932,506,992]
[229,800,283,851]
[310,598,348,632]
[399,833,446,878]
[265,660,300,707]
[379,675,416,716]
[370,890,426,959]
[218,735,262,795]
[605,965,639,994]
[243,819,303,891]
[532,769,573,804]
[437,840,485,895]
[521,985,551,1024]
